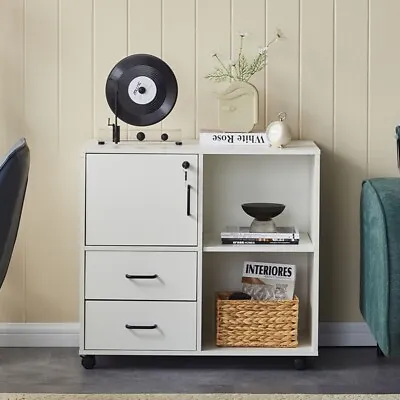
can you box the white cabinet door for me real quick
[85,153,198,246]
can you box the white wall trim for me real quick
[0,322,377,348]
[319,322,376,347]
[0,323,79,347]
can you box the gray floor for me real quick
[0,347,399,394]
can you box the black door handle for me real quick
[186,184,191,216]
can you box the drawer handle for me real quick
[125,324,158,330]
[125,274,158,279]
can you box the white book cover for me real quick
[199,129,270,146]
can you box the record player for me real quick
[103,53,182,145]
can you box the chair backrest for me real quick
[0,138,30,289]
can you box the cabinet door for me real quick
[85,153,198,246]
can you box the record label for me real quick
[128,76,157,105]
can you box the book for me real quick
[242,260,296,301]
[221,226,300,240]
[221,238,299,245]
[199,130,269,146]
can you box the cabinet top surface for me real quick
[83,139,321,156]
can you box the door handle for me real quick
[186,184,191,216]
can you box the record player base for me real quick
[79,139,321,370]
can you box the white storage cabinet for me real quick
[79,139,320,370]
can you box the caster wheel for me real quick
[81,355,96,369]
[294,357,307,370]
[377,345,385,358]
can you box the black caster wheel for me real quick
[377,345,385,358]
[81,355,96,369]
[294,357,307,370]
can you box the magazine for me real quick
[241,260,296,301]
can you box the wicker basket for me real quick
[216,291,299,348]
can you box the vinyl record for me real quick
[105,54,178,126]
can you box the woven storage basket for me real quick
[216,291,299,348]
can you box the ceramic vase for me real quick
[217,81,258,133]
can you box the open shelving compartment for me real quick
[200,145,320,361]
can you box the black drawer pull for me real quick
[125,324,158,330]
[125,274,158,279]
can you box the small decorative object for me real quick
[205,31,281,133]
[266,112,292,148]
[241,202,285,233]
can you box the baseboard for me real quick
[0,323,79,347]
[0,322,377,348]
[319,322,376,347]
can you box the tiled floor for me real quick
[0,347,399,394]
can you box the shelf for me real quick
[201,335,316,356]
[202,233,314,253]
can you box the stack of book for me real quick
[220,226,300,245]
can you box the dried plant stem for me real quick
[213,53,234,80]
[205,30,281,84]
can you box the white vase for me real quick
[217,81,259,133]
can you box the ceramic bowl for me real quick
[241,202,285,221]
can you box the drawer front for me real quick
[84,301,197,351]
[85,251,197,301]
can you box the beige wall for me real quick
[0,0,399,323]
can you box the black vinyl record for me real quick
[105,54,178,126]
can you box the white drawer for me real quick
[85,251,197,301]
[84,301,197,351]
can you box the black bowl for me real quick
[241,203,285,221]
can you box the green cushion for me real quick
[360,178,400,356]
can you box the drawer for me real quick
[84,300,197,351]
[85,251,197,301]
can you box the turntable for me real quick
[104,53,180,144]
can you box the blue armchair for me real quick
[0,138,30,290]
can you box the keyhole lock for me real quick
[182,161,190,182]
